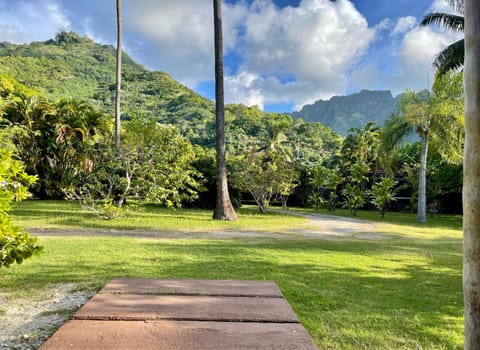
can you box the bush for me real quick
[0,128,42,268]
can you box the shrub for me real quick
[0,128,42,268]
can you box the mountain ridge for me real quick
[292,89,402,135]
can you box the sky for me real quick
[0,0,462,112]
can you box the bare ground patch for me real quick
[0,284,94,350]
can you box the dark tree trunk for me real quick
[115,0,122,155]
[212,0,237,221]
[464,1,480,347]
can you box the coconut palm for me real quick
[420,0,464,78]
[212,0,237,220]
[114,0,122,154]
[463,0,480,346]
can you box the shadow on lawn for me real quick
[1,237,463,349]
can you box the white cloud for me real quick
[0,24,27,43]
[430,0,461,14]
[391,16,417,36]
[119,0,249,86]
[349,3,463,97]
[109,0,375,109]
[0,0,70,43]
[225,0,375,108]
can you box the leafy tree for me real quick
[0,127,42,268]
[287,119,342,165]
[462,1,480,346]
[69,117,202,214]
[420,0,464,78]
[213,0,237,221]
[232,151,298,213]
[370,177,398,218]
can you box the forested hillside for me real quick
[0,32,209,121]
[0,31,341,163]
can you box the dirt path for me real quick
[27,210,381,240]
[273,210,383,240]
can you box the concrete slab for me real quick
[40,320,319,350]
[74,294,299,323]
[101,278,284,297]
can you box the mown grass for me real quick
[1,200,464,349]
[11,200,309,233]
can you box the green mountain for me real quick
[292,89,401,135]
[0,31,342,163]
[0,32,213,120]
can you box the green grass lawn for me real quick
[11,200,309,233]
[1,200,463,349]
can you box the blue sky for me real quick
[0,0,461,112]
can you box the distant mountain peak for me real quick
[292,90,399,135]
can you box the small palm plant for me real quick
[370,177,398,219]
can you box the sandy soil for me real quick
[0,284,94,350]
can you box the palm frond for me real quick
[446,0,464,14]
[380,114,414,155]
[420,13,464,32]
[433,39,464,77]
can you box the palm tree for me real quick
[259,114,293,161]
[381,77,463,223]
[3,94,56,181]
[212,0,237,221]
[420,0,464,78]
[463,0,480,346]
[342,121,380,167]
[114,0,122,155]
[381,91,431,222]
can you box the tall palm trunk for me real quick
[417,131,429,223]
[463,1,480,347]
[115,0,122,155]
[212,0,237,221]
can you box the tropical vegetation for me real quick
[0,32,466,220]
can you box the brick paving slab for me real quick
[74,294,299,323]
[40,320,318,350]
[101,278,284,297]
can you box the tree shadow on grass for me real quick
[1,237,463,349]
